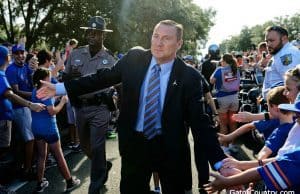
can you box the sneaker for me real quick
[106,131,117,139]
[67,142,75,149]
[65,177,80,192]
[36,178,49,193]
[71,144,82,152]
[103,161,112,185]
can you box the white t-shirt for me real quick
[277,122,300,158]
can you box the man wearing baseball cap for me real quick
[63,16,115,194]
[1,45,45,177]
[5,44,37,179]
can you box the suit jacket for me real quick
[65,47,226,170]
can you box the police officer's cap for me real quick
[80,16,113,32]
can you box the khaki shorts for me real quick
[217,93,239,113]
[0,120,12,148]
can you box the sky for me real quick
[193,0,300,54]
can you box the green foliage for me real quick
[220,13,300,53]
[0,0,216,56]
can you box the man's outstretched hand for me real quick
[36,80,56,100]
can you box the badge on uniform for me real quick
[280,54,292,66]
[102,59,108,65]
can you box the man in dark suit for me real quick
[37,20,228,194]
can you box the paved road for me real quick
[12,133,254,194]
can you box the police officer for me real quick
[201,44,220,91]
[262,26,300,99]
[63,16,115,194]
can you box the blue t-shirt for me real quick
[0,71,13,120]
[257,148,300,192]
[212,66,240,97]
[253,119,280,139]
[5,62,33,108]
[31,89,58,136]
[265,122,295,154]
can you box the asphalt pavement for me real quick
[8,132,255,194]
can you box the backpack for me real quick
[220,67,240,92]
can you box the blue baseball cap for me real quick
[12,44,25,53]
[279,93,300,113]
[0,45,9,66]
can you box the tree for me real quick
[1,0,216,55]
[219,13,300,53]
[0,0,63,50]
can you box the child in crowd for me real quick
[219,86,294,159]
[257,86,294,159]
[218,117,279,146]
[31,68,80,192]
[219,66,300,149]
[204,93,300,193]
[210,53,240,152]
[232,66,300,123]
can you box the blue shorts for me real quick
[13,107,34,142]
[34,133,60,144]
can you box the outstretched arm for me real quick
[204,168,261,193]
[218,122,255,145]
[232,112,270,123]
[5,89,45,112]
[36,80,58,100]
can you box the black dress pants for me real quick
[120,133,185,194]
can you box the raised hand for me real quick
[36,80,56,100]
[61,95,69,104]
[29,56,39,71]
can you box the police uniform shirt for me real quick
[64,45,116,99]
[269,42,300,86]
